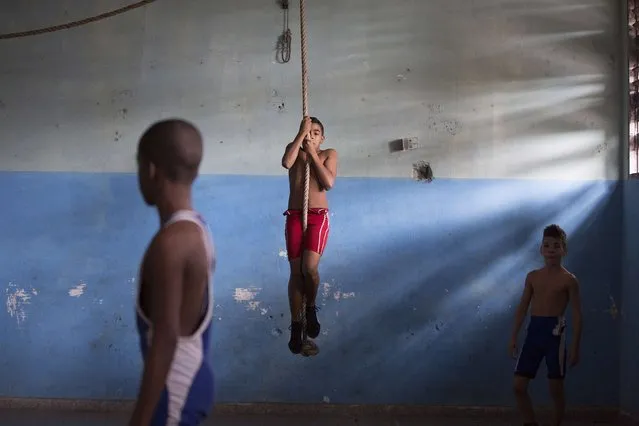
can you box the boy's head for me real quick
[136,119,203,206]
[308,116,325,145]
[540,224,567,265]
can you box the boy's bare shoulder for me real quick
[561,267,577,279]
[526,268,544,280]
[561,268,579,288]
[320,148,338,158]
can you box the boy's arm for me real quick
[511,272,534,341]
[308,148,338,190]
[282,118,311,169]
[568,276,583,351]
[281,133,305,169]
[129,226,190,426]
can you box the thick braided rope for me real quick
[0,1,157,40]
[299,0,311,344]
[300,0,310,233]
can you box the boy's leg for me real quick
[514,338,544,425]
[548,379,565,426]
[301,210,330,339]
[285,211,304,353]
[546,333,567,426]
[302,251,321,338]
[513,376,537,425]
[302,251,321,307]
[287,259,304,353]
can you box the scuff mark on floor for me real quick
[5,282,38,326]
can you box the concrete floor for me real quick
[0,409,627,426]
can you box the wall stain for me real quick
[427,103,443,114]
[443,119,462,135]
[270,89,287,113]
[595,142,609,154]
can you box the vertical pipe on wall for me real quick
[631,0,637,176]
[621,0,630,179]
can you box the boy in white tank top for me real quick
[129,119,215,426]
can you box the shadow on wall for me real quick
[0,175,622,406]
[0,173,620,405]
[196,178,619,405]
[323,0,616,180]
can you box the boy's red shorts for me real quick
[283,208,330,260]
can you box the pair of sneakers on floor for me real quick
[288,305,320,354]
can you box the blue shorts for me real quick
[149,364,214,426]
[514,316,567,380]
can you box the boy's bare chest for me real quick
[533,280,568,300]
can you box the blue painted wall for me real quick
[0,172,621,406]
[621,180,639,417]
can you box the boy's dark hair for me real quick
[310,116,324,136]
[543,224,567,248]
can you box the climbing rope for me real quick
[298,0,318,357]
[0,0,157,40]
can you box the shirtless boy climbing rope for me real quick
[509,224,583,426]
[281,116,338,354]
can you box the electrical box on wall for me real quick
[388,137,419,153]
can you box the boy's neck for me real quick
[543,263,563,272]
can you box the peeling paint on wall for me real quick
[234,287,260,301]
[333,291,356,301]
[5,282,37,326]
[321,282,331,300]
[605,294,618,319]
[321,282,356,304]
[233,287,265,312]
[128,277,136,296]
[68,281,87,297]
[278,250,287,258]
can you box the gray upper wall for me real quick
[0,0,622,179]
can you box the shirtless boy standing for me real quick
[281,116,338,354]
[510,224,583,426]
